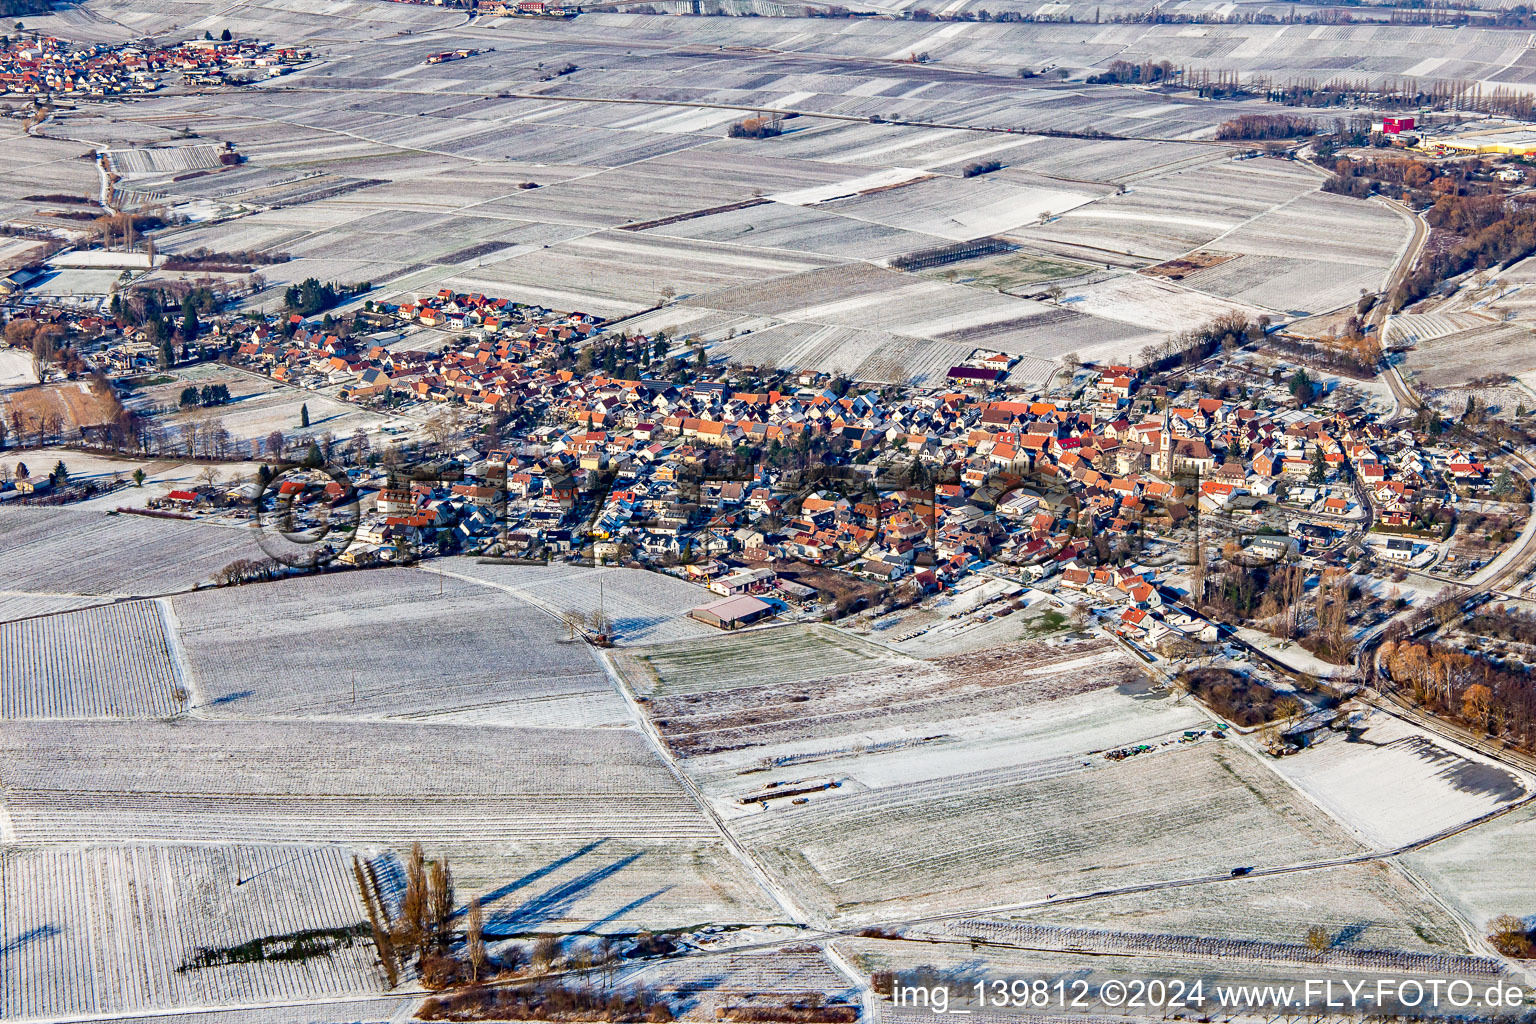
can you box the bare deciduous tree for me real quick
[466,897,487,983]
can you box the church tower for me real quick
[1154,402,1173,477]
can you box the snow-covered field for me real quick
[1024,860,1467,953]
[172,569,625,726]
[1406,800,1536,931]
[618,624,907,697]
[0,348,36,389]
[0,843,384,1020]
[0,720,717,844]
[0,601,182,718]
[734,684,1209,796]
[730,741,1361,923]
[1269,710,1532,848]
[433,560,717,644]
[0,508,261,596]
[442,839,780,935]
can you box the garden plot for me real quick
[640,635,1144,758]
[1021,860,1467,953]
[435,559,716,645]
[1406,800,1536,931]
[0,843,382,1021]
[1269,710,1532,848]
[1,601,182,719]
[171,569,625,726]
[0,719,715,844]
[616,625,909,697]
[730,741,1362,923]
[437,839,780,936]
[0,508,260,597]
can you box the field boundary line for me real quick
[594,647,811,929]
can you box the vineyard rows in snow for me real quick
[171,569,620,722]
[0,720,716,844]
[0,844,383,1020]
[0,601,182,719]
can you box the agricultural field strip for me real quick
[944,919,1504,977]
[168,570,623,722]
[0,601,183,719]
[0,508,261,597]
[1018,859,1467,953]
[1251,712,1536,850]
[428,560,718,644]
[618,623,912,697]
[0,719,718,843]
[0,843,383,1020]
[644,639,1147,758]
[724,741,1371,922]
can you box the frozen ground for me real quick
[0,508,261,597]
[436,839,783,936]
[171,569,627,726]
[0,719,717,844]
[0,349,36,389]
[0,601,182,719]
[1021,860,1468,953]
[0,843,384,1020]
[1266,710,1533,848]
[730,741,1362,923]
[432,559,718,644]
[1406,800,1536,931]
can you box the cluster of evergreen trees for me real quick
[179,384,231,408]
[282,278,370,317]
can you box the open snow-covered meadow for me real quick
[1268,711,1533,848]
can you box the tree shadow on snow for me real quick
[1332,921,1370,946]
[485,851,646,934]
[454,840,608,921]
[1,924,61,957]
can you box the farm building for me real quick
[947,366,1006,384]
[689,594,774,630]
[710,567,776,596]
[1421,126,1536,156]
